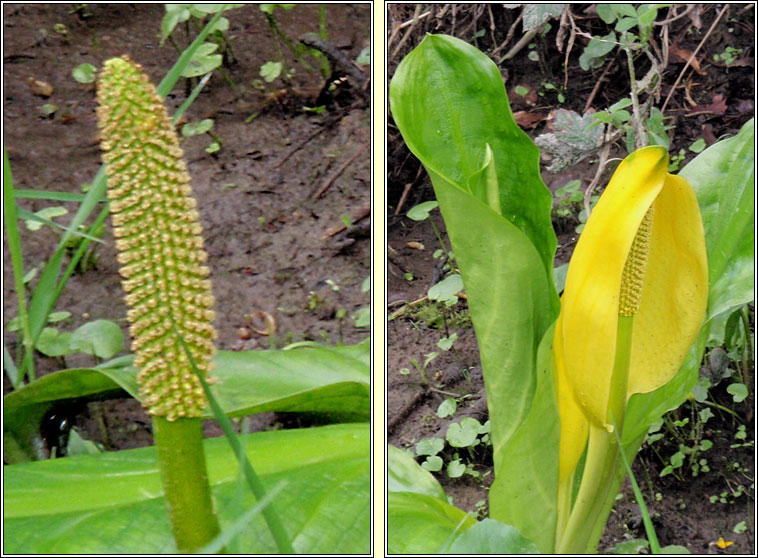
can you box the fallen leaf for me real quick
[701,124,717,145]
[514,110,547,129]
[669,46,707,75]
[27,77,53,97]
[707,94,727,115]
[687,93,728,116]
[729,56,754,68]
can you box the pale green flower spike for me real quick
[96,56,217,421]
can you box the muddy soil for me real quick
[3,4,370,450]
[387,4,754,554]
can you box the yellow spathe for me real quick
[557,146,708,430]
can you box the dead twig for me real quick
[662,4,729,114]
[583,51,619,113]
[394,164,424,215]
[275,123,329,169]
[492,11,523,58]
[313,142,369,200]
[390,4,423,62]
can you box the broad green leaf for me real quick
[3,341,370,443]
[443,518,540,554]
[489,322,559,553]
[388,444,447,500]
[3,423,369,554]
[210,342,369,421]
[387,491,476,554]
[390,35,557,276]
[680,118,754,320]
[390,35,560,547]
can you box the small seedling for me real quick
[181,118,222,154]
[436,397,457,418]
[713,46,744,66]
[72,63,97,84]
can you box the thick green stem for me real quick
[152,416,221,553]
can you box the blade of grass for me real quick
[172,324,295,555]
[157,11,224,97]
[611,415,661,553]
[50,205,111,308]
[16,208,106,244]
[4,343,20,389]
[3,148,35,383]
[198,482,287,554]
[171,72,212,125]
[14,190,87,202]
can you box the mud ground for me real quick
[3,3,370,448]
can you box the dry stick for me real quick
[621,35,649,150]
[492,11,523,58]
[390,4,423,61]
[661,4,729,114]
[394,164,424,215]
[500,26,540,62]
[583,138,614,218]
[582,52,619,113]
[561,9,576,89]
[313,142,369,199]
[487,4,497,47]
[653,4,694,27]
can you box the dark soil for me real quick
[387,4,754,555]
[3,4,370,451]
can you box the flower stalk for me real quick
[96,56,220,552]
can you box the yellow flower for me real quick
[716,537,734,549]
[556,145,708,432]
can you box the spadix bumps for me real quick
[96,56,217,421]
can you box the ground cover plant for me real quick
[387,4,754,554]
[3,4,370,553]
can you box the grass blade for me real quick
[611,415,661,553]
[172,72,212,125]
[172,325,295,554]
[13,190,88,202]
[3,148,35,382]
[16,208,106,244]
[198,482,287,554]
